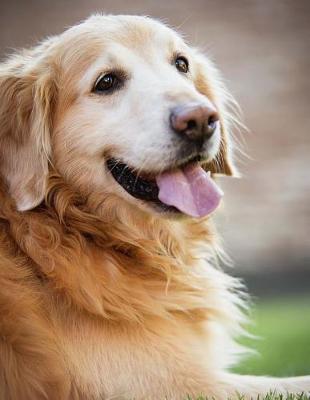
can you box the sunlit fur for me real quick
[0,14,309,400]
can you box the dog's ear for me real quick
[0,56,56,211]
[194,52,239,177]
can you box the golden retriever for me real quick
[0,14,309,400]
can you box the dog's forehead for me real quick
[84,15,183,50]
[60,15,185,74]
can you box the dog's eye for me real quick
[175,56,189,73]
[93,73,119,94]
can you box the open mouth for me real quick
[107,158,160,202]
[106,156,224,218]
[106,158,177,212]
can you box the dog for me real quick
[0,14,309,400]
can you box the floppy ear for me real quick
[0,59,56,211]
[194,52,239,177]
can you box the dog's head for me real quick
[0,15,236,218]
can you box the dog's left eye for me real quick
[175,56,189,73]
[93,73,120,94]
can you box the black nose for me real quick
[170,102,219,143]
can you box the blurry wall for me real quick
[1,0,309,292]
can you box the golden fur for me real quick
[0,14,309,400]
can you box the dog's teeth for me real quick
[206,171,211,177]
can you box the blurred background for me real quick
[0,0,309,377]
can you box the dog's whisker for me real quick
[118,164,130,181]
[133,159,149,191]
[107,159,122,174]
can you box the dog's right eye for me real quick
[93,73,120,94]
[175,56,189,74]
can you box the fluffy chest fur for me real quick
[0,182,243,399]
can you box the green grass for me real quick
[190,394,309,400]
[234,296,310,377]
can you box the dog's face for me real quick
[0,15,235,218]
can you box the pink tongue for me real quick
[156,164,223,218]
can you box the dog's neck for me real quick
[0,175,228,323]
